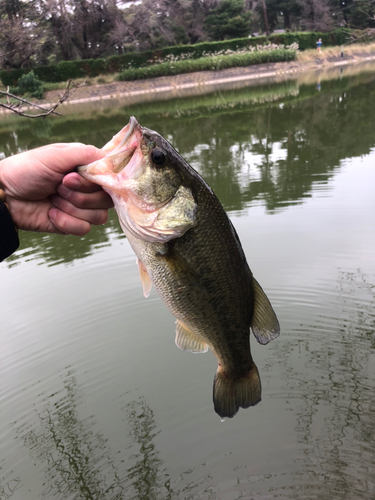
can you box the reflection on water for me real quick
[16,371,125,499]
[0,465,20,499]
[5,209,124,268]
[15,371,175,500]
[124,399,173,500]
[269,269,375,498]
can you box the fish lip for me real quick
[111,118,143,176]
[77,116,142,176]
[105,116,141,158]
[115,116,139,152]
[77,163,89,174]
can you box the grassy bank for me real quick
[297,42,375,61]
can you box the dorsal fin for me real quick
[175,320,209,353]
[250,277,280,345]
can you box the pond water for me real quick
[1,63,375,499]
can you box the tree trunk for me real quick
[261,0,269,36]
[284,10,291,30]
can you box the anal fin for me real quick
[136,258,152,298]
[175,320,208,353]
[250,277,280,345]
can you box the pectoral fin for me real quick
[136,258,152,298]
[250,277,280,345]
[175,320,209,353]
[160,245,200,281]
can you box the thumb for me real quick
[40,143,106,175]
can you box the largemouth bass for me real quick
[79,117,280,418]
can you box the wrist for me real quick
[0,159,15,220]
[0,159,18,230]
[0,176,19,261]
[0,162,7,207]
[0,161,10,212]
[0,159,3,192]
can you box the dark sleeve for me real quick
[0,199,19,262]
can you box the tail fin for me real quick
[213,365,261,419]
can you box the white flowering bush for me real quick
[151,43,299,65]
[118,46,298,82]
[124,43,299,70]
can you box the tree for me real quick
[260,0,270,34]
[119,0,170,50]
[255,0,303,33]
[0,0,49,69]
[205,0,252,41]
[269,0,302,30]
[344,0,375,29]
[117,0,213,50]
[183,0,220,44]
[41,0,76,61]
[280,0,303,29]
[70,0,119,59]
[300,0,335,32]
[37,0,124,61]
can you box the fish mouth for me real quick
[78,116,144,184]
[103,116,140,156]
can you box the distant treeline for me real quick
[0,29,351,86]
[1,0,375,73]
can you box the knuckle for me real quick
[92,209,108,225]
[53,212,70,233]
[52,195,65,211]
[79,223,92,236]
[69,191,87,208]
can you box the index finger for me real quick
[37,143,106,174]
[63,172,103,193]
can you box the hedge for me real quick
[0,29,352,87]
[268,29,351,51]
[117,49,297,81]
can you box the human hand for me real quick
[0,143,113,235]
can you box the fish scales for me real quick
[79,117,280,418]
[127,185,254,372]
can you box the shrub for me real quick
[10,70,44,99]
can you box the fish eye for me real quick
[151,149,166,167]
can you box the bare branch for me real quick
[0,80,82,118]
[346,27,375,46]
